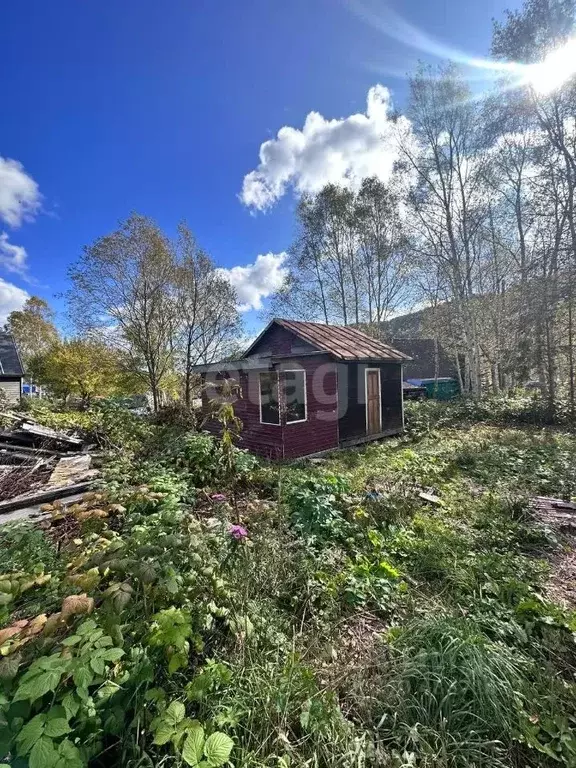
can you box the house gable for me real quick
[244,321,320,358]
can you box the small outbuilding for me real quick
[0,332,24,404]
[196,319,410,459]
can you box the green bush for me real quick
[405,392,575,436]
[170,432,258,489]
[284,472,352,544]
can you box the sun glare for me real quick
[523,37,576,94]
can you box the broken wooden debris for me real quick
[0,492,88,526]
[48,455,98,488]
[0,440,68,458]
[419,491,443,506]
[0,481,97,515]
[531,496,576,534]
[18,422,83,448]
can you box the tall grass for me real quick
[374,617,528,767]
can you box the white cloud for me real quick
[217,252,288,311]
[0,232,28,276]
[240,85,413,211]
[0,277,29,325]
[0,156,41,228]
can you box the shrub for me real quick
[405,392,575,437]
[170,432,258,489]
[284,472,352,543]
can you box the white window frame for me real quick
[364,367,382,434]
[259,371,281,426]
[284,369,308,425]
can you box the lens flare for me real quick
[522,37,576,94]
[348,0,576,96]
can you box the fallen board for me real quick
[19,422,83,448]
[0,441,68,458]
[48,455,98,487]
[0,492,86,526]
[0,450,50,466]
[0,481,96,515]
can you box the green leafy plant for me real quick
[150,698,234,766]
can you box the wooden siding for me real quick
[281,358,338,458]
[246,323,317,358]
[0,377,21,404]
[201,356,339,459]
[337,362,403,442]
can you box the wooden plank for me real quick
[19,422,83,447]
[0,450,50,466]
[0,441,67,457]
[48,455,96,487]
[0,492,87,526]
[0,481,96,515]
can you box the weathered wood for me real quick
[0,492,86,526]
[0,450,50,466]
[0,481,96,515]
[48,455,97,487]
[0,440,67,457]
[19,422,83,447]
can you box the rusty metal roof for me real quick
[271,319,410,362]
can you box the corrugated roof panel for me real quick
[275,319,410,362]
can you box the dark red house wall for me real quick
[247,323,317,357]
[281,357,339,459]
[201,356,339,459]
[201,371,284,459]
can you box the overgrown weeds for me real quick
[0,399,575,766]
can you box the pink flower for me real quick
[211,493,227,502]
[229,524,248,541]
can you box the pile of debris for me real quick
[0,413,100,524]
[531,495,576,608]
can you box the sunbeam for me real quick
[348,0,576,95]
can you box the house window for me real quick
[259,372,280,425]
[285,370,307,423]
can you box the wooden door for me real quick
[366,369,381,435]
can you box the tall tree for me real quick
[492,0,576,414]
[402,65,490,395]
[271,178,411,326]
[5,296,59,368]
[29,339,137,406]
[68,214,177,411]
[174,223,241,405]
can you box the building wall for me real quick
[337,362,403,442]
[0,377,21,404]
[281,357,338,459]
[247,323,317,357]
[201,356,339,459]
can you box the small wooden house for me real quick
[196,319,410,460]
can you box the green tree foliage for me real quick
[29,339,139,404]
[4,296,59,368]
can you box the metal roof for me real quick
[0,333,24,376]
[266,319,411,362]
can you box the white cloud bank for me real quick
[0,277,29,325]
[241,85,411,211]
[0,232,28,276]
[217,252,288,312]
[0,156,41,228]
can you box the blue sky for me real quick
[0,0,520,333]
